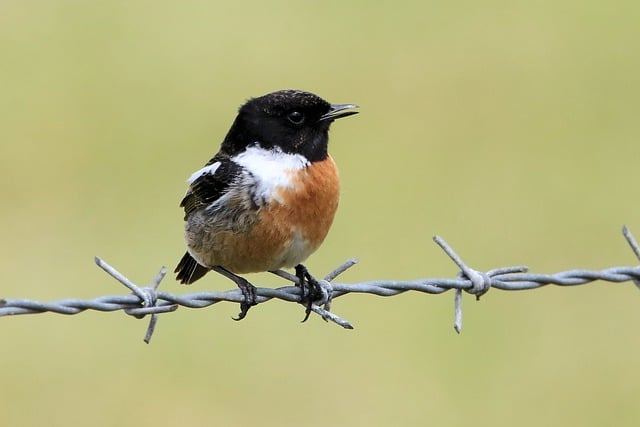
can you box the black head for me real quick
[220,90,358,162]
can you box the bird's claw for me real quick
[232,281,257,321]
[295,264,323,322]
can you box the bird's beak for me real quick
[319,103,359,122]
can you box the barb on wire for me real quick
[2,226,640,343]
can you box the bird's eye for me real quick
[287,111,305,125]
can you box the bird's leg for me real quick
[295,264,322,322]
[212,266,257,320]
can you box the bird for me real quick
[174,89,358,320]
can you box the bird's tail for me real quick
[175,252,210,284]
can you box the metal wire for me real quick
[2,227,640,343]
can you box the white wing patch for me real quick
[232,145,309,203]
[187,162,221,183]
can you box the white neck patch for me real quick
[232,145,309,202]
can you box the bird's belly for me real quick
[187,224,315,274]
[186,156,339,274]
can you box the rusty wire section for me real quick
[2,227,640,343]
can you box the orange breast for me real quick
[189,156,340,274]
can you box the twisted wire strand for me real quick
[2,227,639,343]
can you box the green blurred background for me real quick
[2,1,640,425]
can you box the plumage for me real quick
[174,90,358,315]
[179,155,242,219]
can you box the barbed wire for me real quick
[2,226,640,343]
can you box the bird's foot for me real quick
[212,266,258,320]
[295,264,323,322]
[234,279,257,321]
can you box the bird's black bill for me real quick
[319,103,359,122]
